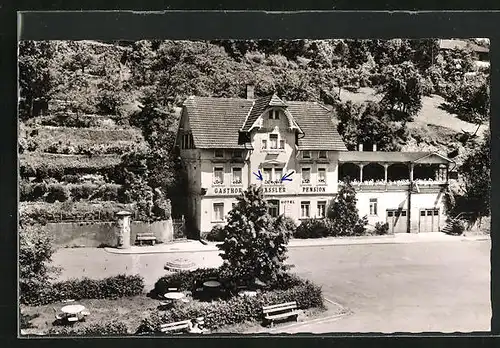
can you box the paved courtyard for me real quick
[50,239,491,333]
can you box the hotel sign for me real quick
[213,187,243,195]
[302,186,327,193]
[263,186,287,194]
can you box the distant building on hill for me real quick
[438,39,490,68]
[175,86,456,238]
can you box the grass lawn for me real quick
[20,295,340,336]
[20,296,160,335]
[338,87,488,136]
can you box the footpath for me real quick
[105,232,489,255]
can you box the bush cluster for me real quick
[294,216,369,239]
[294,218,331,239]
[373,222,390,235]
[44,141,142,156]
[19,201,134,224]
[205,225,225,242]
[48,321,128,336]
[22,275,144,306]
[19,181,121,203]
[447,219,466,235]
[152,268,221,298]
[140,273,324,333]
[35,114,110,128]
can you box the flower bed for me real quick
[140,271,324,333]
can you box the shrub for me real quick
[91,183,120,201]
[24,274,144,306]
[374,221,390,235]
[152,268,221,298]
[279,216,297,234]
[19,224,59,306]
[447,219,466,236]
[353,215,369,236]
[61,174,80,183]
[294,219,331,239]
[70,183,98,201]
[45,184,70,203]
[328,181,367,236]
[205,224,225,242]
[140,274,324,333]
[48,321,128,336]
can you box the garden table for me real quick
[61,304,86,315]
[164,292,185,301]
[203,280,221,288]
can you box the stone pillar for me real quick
[358,164,364,183]
[116,211,132,249]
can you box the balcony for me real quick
[343,179,447,192]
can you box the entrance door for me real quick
[386,209,408,233]
[267,200,280,218]
[419,208,440,232]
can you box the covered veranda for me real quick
[338,151,456,187]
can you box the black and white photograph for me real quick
[18,37,491,336]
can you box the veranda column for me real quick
[409,163,414,182]
[384,163,389,183]
[116,210,132,249]
[358,163,364,183]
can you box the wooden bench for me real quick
[136,233,157,246]
[160,317,205,334]
[262,301,299,327]
[160,320,191,334]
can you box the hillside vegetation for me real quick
[18,39,490,224]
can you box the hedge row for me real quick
[293,217,375,239]
[21,275,145,306]
[19,201,135,224]
[47,321,129,336]
[26,114,121,129]
[20,181,121,202]
[139,275,324,333]
[20,153,121,174]
[43,142,145,156]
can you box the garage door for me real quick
[386,209,408,234]
[419,208,440,232]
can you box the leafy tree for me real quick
[336,101,403,151]
[445,76,490,124]
[18,41,56,119]
[379,62,423,121]
[327,179,367,236]
[345,39,369,68]
[459,131,490,222]
[217,185,292,287]
[19,224,59,304]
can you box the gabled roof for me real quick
[183,96,254,149]
[287,101,347,151]
[183,95,346,151]
[439,39,489,53]
[338,151,454,164]
[240,94,275,132]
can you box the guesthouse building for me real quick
[175,86,455,237]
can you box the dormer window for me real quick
[302,150,311,159]
[269,134,278,149]
[269,110,280,120]
[279,139,285,149]
[214,149,224,158]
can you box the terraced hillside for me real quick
[19,115,147,223]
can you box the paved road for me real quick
[51,240,491,333]
[285,240,491,333]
